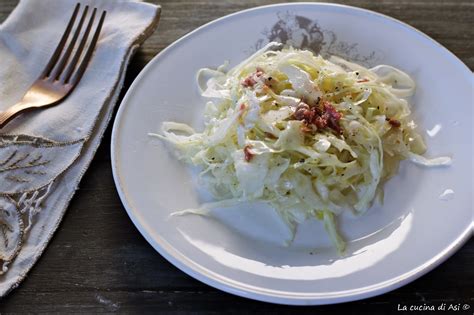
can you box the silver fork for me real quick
[0,3,107,128]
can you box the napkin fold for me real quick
[0,0,160,296]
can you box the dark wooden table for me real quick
[0,0,472,313]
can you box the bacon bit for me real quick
[242,76,257,88]
[313,115,328,129]
[238,103,247,121]
[357,78,370,83]
[264,132,277,139]
[293,100,343,134]
[242,68,265,88]
[389,120,401,128]
[243,145,255,162]
[386,117,401,128]
[294,102,315,122]
[242,77,256,88]
[323,101,343,134]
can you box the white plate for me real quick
[111,3,473,305]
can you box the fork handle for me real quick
[0,101,35,128]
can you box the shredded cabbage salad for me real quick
[151,42,451,253]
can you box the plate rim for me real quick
[111,2,473,305]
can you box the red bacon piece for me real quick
[293,100,342,134]
[243,145,255,162]
[242,68,265,88]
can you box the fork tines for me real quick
[43,3,107,85]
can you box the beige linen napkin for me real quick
[0,0,160,296]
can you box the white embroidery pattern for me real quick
[0,135,84,274]
[0,182,53,274]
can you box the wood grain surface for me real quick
[0,0,472,313]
